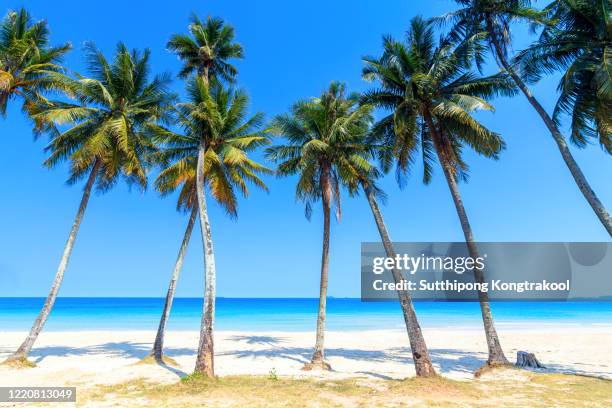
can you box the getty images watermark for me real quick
[361,242,612,301]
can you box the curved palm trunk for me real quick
[486,16,612,236]
[307,164,332,370]
[362,181,436,377]
[194,142,217,378]
[5,160,101,363]
[425,113,509,366]
[151,206,198,361]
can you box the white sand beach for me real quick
[1,327,610,389]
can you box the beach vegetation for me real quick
[81,370,612,407]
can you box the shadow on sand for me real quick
[1,334,606,380]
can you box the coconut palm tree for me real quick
[439,0,612,235]
[339,137,438,377]
[0,8,70,119]
[359,176,436,377]
[168,15,244,377]
[2,43,173,365]
[145,82,270,366]
[516,0,611,154]
[148,166,198,363]
[167,14,243,85]
[266,82,375,370]
[362,17,517,366]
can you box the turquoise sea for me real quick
[0,298,610,332]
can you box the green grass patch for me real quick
[81,370,612,408]
[1,356,36,368]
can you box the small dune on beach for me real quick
[1,327,611,406]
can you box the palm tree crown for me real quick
[437,1,546,63]
[34,42,174,190]
[517,0,611,153]
[266,81,374,218]
[0,8,70,116]
[362,16,516,183]
[150,78,270,216]
[167,14,244,82]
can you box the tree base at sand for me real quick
[302,361,332,371]
[515,351,545,369]
[1,356,36,368]
[139,354,180,367]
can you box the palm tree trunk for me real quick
[361,180,436,377]
[5,159,101,363]
[307,164,332,370]
[424,112,509,366]
[485,15,612,236]
[194,141,217,378]
[151,206,198,361]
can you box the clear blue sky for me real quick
[1,0,610,298]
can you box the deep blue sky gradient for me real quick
[1,0,611,297]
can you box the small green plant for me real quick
[268,368,278,381]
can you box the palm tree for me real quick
[439,0,612,236]
[145,82,270,366]
[167,15,244,377]
[2,43,173,365]
[266,82,375,370]
[516,0,611,154]
[0,8,70,118]
[340,138,438,377]
[148,164,198,363]
[361,178,436,376]
[362,17,517,366]
[167,14,243,85]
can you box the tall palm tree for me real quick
[266,82,375,370]
[359,177,435,377]
[362,17,517,366]
[516,0,611,154]
[145,83,270,365]
[148,164,198,363]
[337,136,438,377]
[2,43,173,365]
[439,0,612,236]
[0,8,70,118]
[168,15,244,377]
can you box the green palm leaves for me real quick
[437,1,547,60]
[0,8,70,116]
[266,82,374,218]
[150,78,270,215]
[362,17,516,183]
[517,0,611,153]
[33,43,174,190]
[167,14,244,81]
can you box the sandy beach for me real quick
[1,327,610,388]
